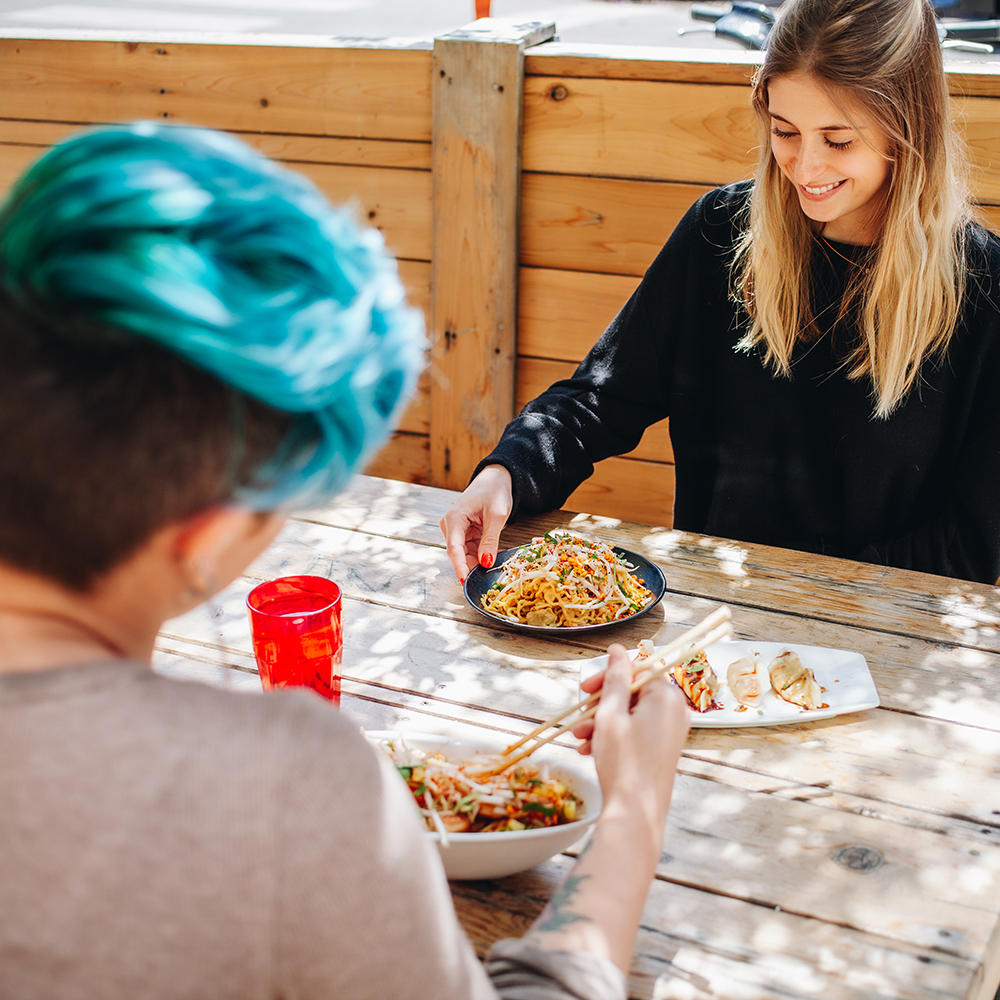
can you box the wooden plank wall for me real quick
[2,36,1000,525]
[517,45,1000,525]
[0,36,435,484]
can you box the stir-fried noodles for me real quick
[377,737,582,836]
[481,531,654,627]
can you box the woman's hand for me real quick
[438,465,513,582]
[525,644,689,970]
[574,645,689,827]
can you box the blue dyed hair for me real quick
[0,121,425,508]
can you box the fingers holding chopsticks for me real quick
[487,606,730,778]
[585,644,689,824]
[572,644,629,754]
[572,645,663,750]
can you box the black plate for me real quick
[464,543,666,635]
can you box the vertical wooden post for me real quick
[430,18,555,491]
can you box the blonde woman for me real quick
[442,0,1000,584]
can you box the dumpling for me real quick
[726,653,763,709]
[768,649,822,710]
[670,650,721,712]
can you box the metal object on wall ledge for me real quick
[680,2,776,50]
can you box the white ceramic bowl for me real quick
[367,730,602,880]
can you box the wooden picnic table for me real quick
[154,473,1000,1000]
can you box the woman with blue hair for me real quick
[0,123,688,999]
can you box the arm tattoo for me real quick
[535,873,592,932]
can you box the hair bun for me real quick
[0,121,426,505]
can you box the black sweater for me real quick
[480,183,1000,583]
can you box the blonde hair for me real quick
[734,0,969,417]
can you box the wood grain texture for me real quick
[389,370,429,436]
[523,42,763,84]
[516,355,673,463]
[523,76,757,184]
[0,144,433,264]
[946,63,1000,99]
[455,855,979,1000]
[0,142,45,193]
[311,477,1000,661]
[292,161,431,261]
[519,266,639,361]
[0,38,432,140]
[558,455,674,526]
[249,133,431,170]
[361,431,430,484]
[154,475,1000,998]
[0,151,432,264]
[521,39,1000,99]
[430,24,550,490]
[397,258,431,318]
[521,172,711,275]
[393,258,432,435]
[0,119,433,169]
[958,95,1000,204]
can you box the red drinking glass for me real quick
[247,576,343,706]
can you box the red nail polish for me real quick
[480,552,494,569]
[459,577,466,586]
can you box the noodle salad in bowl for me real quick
[367,731,601,879]
[480,531,655,628]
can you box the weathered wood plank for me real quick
[153,623,998,998]
[0,38,432,141]
[0,142,43,193]
[454,855,981,1000]
[516,355,673,464]
[292,161,431,261]
[0,146,434,267]
[387,372,429,436]
[656,768,1000,963]
[429,20,554,491]
[158,564,1000,832]
[250,133,432,170]
[161,596,1000,975]
[362,430,430,484]
[523,43,763,84]
[195,497,1000,725]
[397,258,431,311]
[295,476,1000,674]
[561,456,674,526]
[947,63,1000,99]
[522,39,1000,101]
[153,474,1000,998]
[522,80,1000,206]
[519,266,639,361]
[954,95,1000,204]
[521,172,710,276]
[523,76,757,184]
[393,259,431,436]
[0,119,433,169]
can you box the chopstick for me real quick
[474,606,732,779]
[501,606,731,756]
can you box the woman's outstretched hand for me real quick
[438,464,513,582]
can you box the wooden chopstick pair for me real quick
[472,606,733,779]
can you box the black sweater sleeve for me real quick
[475,188,728,516]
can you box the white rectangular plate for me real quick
[580,639,880,728]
